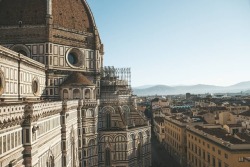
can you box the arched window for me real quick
[86,109,94,118]
[88,139,96,166]
[137,132,143,164]
[122,105,130,125]
[146,130,150,144]
[63,89,69,99]
[73,89,80,99]
[81,108,86,117]
[131,134,135,149]
[138,132,143,144]
[71,136,76,167]
[63,156,66,167]
[69,129,76,167]
[137,142,142,160]
[105,148,111,167]
[85,89,91,99]
[47,156,54,167]
[106,113,111,129]
[115,136,126,160]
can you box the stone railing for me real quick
[28,101,63,117]
[0,104,26,124]
[63,100,79,110]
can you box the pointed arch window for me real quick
[105,148,111,167]
[88,139,96,166]
[71,137,76,167]
[47,156,54,167]
[137,142,142,160]
[131,134,135,149]
[63,155,66,167]
[121,105,130,126]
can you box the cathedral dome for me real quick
[0,0,95,32]
[52,0,95,32]
[0,0,103,48]
[0,0,47,26]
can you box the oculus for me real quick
[66,48,85,68]
[32,78,39,96]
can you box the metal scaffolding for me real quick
[101,66,131,88]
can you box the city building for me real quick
[153,117,165,143]
[187,125,250,167]
[0,0,151,167]
[164,115,205,167]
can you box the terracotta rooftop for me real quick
[154,117,164,124]
[235,133,250,142]
[197,111,209,115]
[239,110,250,117]
[61,72,93,86]
[170,116,188,123]
[193,125,250,144]
[226,124,242,128]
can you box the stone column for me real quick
[77,100,83,167]
[61,101,68,167]
[22,104,34,167]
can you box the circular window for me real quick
[0,71,5,96]
[32,79,39,95]
[68,53,78,65]
[66,48,85,68]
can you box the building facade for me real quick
[0,0,151,167]
[187,125,250,167]
[164,115,205,167]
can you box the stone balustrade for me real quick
[0,104,25,124]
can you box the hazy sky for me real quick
[87,0,250,87]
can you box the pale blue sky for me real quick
[87,0,250,87]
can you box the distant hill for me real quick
[133,85,155,89]
[133,81,250,96]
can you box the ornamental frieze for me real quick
[53,34,87,44]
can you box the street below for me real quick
[151,133,181,167]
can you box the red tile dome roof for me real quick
[0,0,95,32]
[0,0,47,25]
[61,72,94,86]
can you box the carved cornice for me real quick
[53,34,87,44]
[0,119,24,129]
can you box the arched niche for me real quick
[10,44,31,57]
[63,89,69,99]
[73,89,81,99]
[84,89,91,99]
